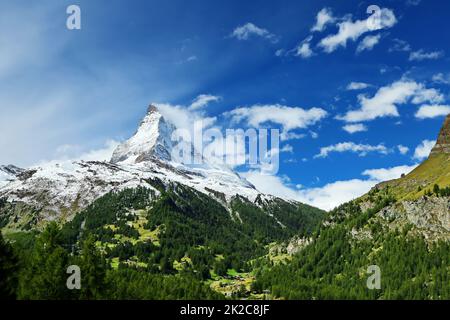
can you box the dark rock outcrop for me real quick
[430,114,450,156]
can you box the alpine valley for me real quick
[0,107,449,300]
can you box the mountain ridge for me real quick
[0,105,306,231]
[430,114,450,156]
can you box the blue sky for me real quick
[1,0,449,209]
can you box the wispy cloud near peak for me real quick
[230,22,278,42]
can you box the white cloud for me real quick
[155,100,299,171]
[296,179,378,210]
[315,142,388,158]
[415,105,450,119]
[280,132,306,141]
[356,34,381,53]
[432,73,450,84]
[244,164,416,211]
[242,171,302,201]
[275,49,285,57]
[284,158,298,163]
[142,100,306,170]
[280,144,294,153]
[155,102,219,149]
[295,36,314,58]
[338,79,444,123]
[154,101,221,165]
[32,140,121,169]
[406,0,421,6]
[157,103,210,130]
[204,133,249,168]
[50,140,120,163]
[189,94,221,110]
[410,88,444,105]
[311,8,335,32]
[266,144,294,159]
[156,101,257,169]
[319,8,396,53]
[397,145,409,155]
[389,38,411,52]
[230,23,278,42]
[227,104,327,131]
[346,82,370,90]
[409,49,444,61]
[186,55,197,62]
[339,80,417,122]
[342,123,368,134]
[310,131,319,139]
[362,164,417,181]
[413,139,436,160]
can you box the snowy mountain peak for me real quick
[0,104,263,227]
[110,105,175,164]
[147,104,159,114]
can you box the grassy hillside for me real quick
[375,114,450,200]
[376,153,450,200]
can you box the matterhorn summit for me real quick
[111,105,175,164]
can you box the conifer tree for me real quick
[18,222,70,299]
[0,232,18,299]
[78,234,107,300]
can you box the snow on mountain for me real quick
[0,165,25,177]
[0,165,25,188]
[111,105,175,164]
[0,105,263,219]
[0,172,13,188]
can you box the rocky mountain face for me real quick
[355,195,450,243]
[430,114,450,156]
[0,165,25,186]
[0,165,25,177]
[355,115,450,241]
[0,105,301,231]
